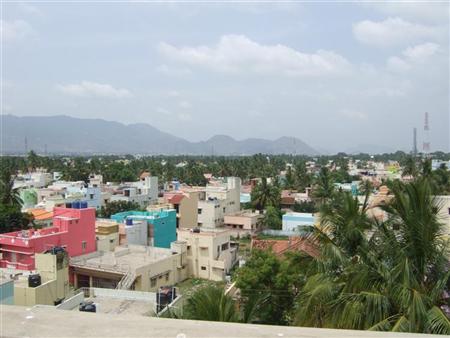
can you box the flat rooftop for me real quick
[78,296,155,316]
[70,245,174,273]
[2,305,434,338]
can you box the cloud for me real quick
[179,100,192,109]
[360,2,449,23]
[158,34,351,77]
[340,109,368,121]
[56,81,133,98]
[353,17,438,47]
[156,107,171,116]
[18,3,44,17]
[155,64,192,76]
[177,112,192,121]
[387,42,439,72]
[1,19,34,42]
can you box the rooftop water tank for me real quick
[125,218,133,226]
[65,202,72,208]
[80,201,88,208]
[72,201,81,209]
[28,274,41,288]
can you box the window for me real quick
[223,207,226,213]
[448,208,450,215]
[198,208,202,214]
[109,239,114,243]
[151,278,157,287]
[201,266,207,271]
[221,243,229,251]
[165,273,170,281]
[81,241,87,252]
[90,194,94,200]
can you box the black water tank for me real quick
[79,301,96,313]
[193,228,200,233]
[28,274,41,288]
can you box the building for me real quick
[95,220,120,252]
[27,208,54,227]
[0,205,96,270]
[162,191,199,229]
[177,228,237,281]
[14,250,70,306]
[282,212,315,233]
[70,244,188,292]
[111,210,176,249]
[0,276,14,305]
[13,170,52,190]
[196,177,241,228]
[3,305,433,338]
[110,176,158,208]
[224,211,263,237]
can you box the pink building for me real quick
[0,206,96,270]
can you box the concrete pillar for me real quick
[89,276,93,288]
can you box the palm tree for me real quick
[311,167,335,205]
[295,179,450,334]
[251,177,280,212]
[0,166,22,208]
[402,156,418,178]
[183,285,239,322]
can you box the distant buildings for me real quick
[110,176,158,207]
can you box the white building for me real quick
[177,228,237,281]
[110,176,158,207]
[196,177,241,228]
[282,212,315,233]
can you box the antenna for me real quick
[422,112,430,155]
[412,128,417,156]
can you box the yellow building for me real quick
[14,250,69,306]
[96,219,120,252]
[70,244,188,292]
[177,228,237,281]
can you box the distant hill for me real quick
[2,115,319,155]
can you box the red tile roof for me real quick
[167,194,184,204]
[251,237,319,258]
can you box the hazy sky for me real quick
[3,1,449,153]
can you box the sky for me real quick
[2,1,449,153]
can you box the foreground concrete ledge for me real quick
[0,305,434,338]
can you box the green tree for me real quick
[0,165,30,233]
[295,179,450,334]
[251,177,280,212]
[263,206,283,230]
[235,250,305,325]
[98,201,141,218]
[311,167,335,204]
[182,285,239,322]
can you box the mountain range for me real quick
[2,115,319,155]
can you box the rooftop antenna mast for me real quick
[412,127,417,157]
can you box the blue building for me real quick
[111,210,177,249]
